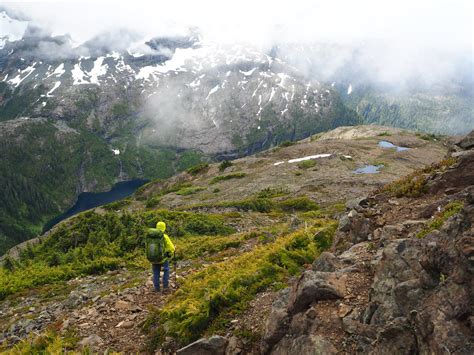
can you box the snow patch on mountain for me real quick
[71,63,88,85]
[46,81,61,97]
[8,64,36,87]
[206,85,220,100]
[88,57,108,84]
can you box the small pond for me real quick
[353,164,384,174]
[378,140,409,152]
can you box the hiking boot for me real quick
[162,288,172,295]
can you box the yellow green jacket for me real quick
[156,221,175,254]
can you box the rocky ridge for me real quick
[259,131,474,354]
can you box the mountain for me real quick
[273,42,474,135]
[0,10,358,254]
[2,125,472,353]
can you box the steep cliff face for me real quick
[262,131,474,354]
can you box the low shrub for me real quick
[210,173,247,184]
[186,163,209,176]
[382,158,457,197]
[417,201,464,238]
[277,197,319,212]
[103,199,131,211]
[146,224,335,348]
[256,187,289,199]
[222,198,274,213]
[145,197,161,209]
[175,186,205,196]
[218,160,233,172]
[297,160,316,169]
[279,140,295,148]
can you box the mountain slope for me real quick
[0,11,359,254]
[262,130,474,354]
[0,126,451,352]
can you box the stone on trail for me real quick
[176,335,228,355]
[78,334,103,348]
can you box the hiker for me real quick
[145,221,175,293]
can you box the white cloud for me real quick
[3,0,473,87]
[3,0,472,50]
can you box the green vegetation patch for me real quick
[256,187,290,199]
[277,197,320,212]
[145,196,161,209]
[297,160,317,169]
[382,157,457,197]
[417,201,464,238]
[175,187,206,196]
[218,160,233,172]
[145,222,336,348]
[279,140,296,148]
[210,172,247,184]
[102,199,132,211]
[186,163,209,176]
[0,209,235,299]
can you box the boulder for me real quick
[372,318,417,355]
[177,336,228,355]
[288,271,346,315]
[455,130,474,150]
[312,252,339,272]
[262,288,291,353]
[272,335,337,355]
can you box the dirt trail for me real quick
[67,274,173,353]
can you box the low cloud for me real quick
[3,0,473,88]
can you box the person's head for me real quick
[156,221,166,232]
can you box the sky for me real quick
[3,0,473,51]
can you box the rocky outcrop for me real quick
[262,134,474,354]
[176,336,228,355]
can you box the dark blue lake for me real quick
[43,179,148,232]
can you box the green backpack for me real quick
[146,228,166,264]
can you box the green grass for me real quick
[102,199,132,211]
[417,201,464,238]
[145,221,336,349]
[218,160,233,172]
[297,160,317,169]
[278,140,296,148]
[210,173,247,184]
[145,196,161,209]
[175,187,206,196]
[186,163,209,176]
[256,187,289,199]
[382,157,457,197]
[0,209,235,299]
[2,330,77,353]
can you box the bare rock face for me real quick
[261,288,291,354]
[455,129,474,150]
[177,336,228,355]
[288,271,347,315]
[271,334,337,355]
